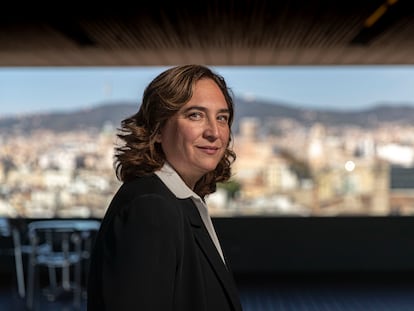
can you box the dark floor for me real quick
[1,272,414,311]
[237,273,414,311]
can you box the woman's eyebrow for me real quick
[182,106,206,113]
[183,106,230,114]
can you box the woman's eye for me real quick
[217,115,229,123]
[188,112,203,120]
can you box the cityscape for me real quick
[1,99,414,219]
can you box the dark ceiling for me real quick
[1,0,413,66]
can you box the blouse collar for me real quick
[155,162,202,201]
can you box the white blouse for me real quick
[155,163,225,263]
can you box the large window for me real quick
[1,66,414,218]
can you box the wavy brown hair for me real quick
[115,64,236,197]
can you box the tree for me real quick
[217,180,241,199]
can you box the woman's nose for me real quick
[203,119,219,140]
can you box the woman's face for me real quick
[158,78,231,189]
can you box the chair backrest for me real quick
[27,220,84,267]
[0,217,11,237]
[0,218,14,257]
[28,220,100,262]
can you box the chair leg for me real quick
[12,228,26,298]
[48,266,57,292]
[26,260,35,310]
[74,261,82,309]
[62,266,71,291]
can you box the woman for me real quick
[87,65,242,311]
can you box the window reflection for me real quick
[1,67,414,218]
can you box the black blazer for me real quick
[87,174,242,311]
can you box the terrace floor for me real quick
[1,272,414,311]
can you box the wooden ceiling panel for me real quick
[0,0,412,66]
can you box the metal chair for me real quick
[25,219,100,310]
[1,217,49,299]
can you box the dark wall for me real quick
[213,216,414,275]
[2,217,414,278]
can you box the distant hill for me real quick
[234,98,414,128]
[0,102,137,134]
[1,98,414,134]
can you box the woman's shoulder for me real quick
[118,174,172,197]
[107,173,178,215]
[102,174,183,229]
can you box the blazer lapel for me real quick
[181,199,242,311]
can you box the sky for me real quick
[1,65,414,116]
